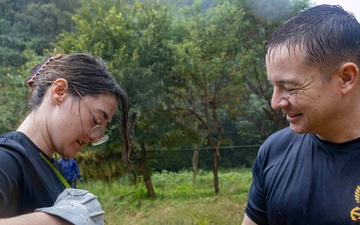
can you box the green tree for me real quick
[0,50,42,134]
[162,0,310,193]
[54,0,185,197]
[164,1,248,193]
[0,0,79,67]
[0,0,80,134]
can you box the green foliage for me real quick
[164,0,274,153]
[246,0,311,23]
[76,146,127,181]
[0,72,27,133]
[138,0,214,9]
[0,0,81,134]
[78,169,251,224]
[0,0,79,67]
[0,49,42,134]
[167,0,249,108]
[54,0,200,173]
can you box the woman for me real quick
[0,53,133,224]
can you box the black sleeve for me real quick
[0,147,24,217]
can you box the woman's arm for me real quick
[0,212,71,225]
[242,214,258,225]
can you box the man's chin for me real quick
[289,124,307,134]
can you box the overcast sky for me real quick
[311,0,360,21]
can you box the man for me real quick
[58,157,83,188]
[242,5,360,225]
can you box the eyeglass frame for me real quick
[73,88,109,146]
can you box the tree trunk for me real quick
[192,145,200,186]
[213,147,219,194]
[209,100,222,194]
[138,140,156,199]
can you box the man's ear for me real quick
[51,78,69,104]
[338,62,359,94]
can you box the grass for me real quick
[77,168,252,225]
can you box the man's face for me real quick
[266,45,340,137]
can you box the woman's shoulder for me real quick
[0,131,38,156]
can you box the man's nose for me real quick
[271,88,289,110]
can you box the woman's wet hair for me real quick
[26,53,135,178]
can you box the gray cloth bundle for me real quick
[36,188,104,225]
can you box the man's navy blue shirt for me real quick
[246,127,360,225]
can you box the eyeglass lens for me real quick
[88,125,108,146]
[91,134,109,146]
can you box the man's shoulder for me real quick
[259,127,313,156]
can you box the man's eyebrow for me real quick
[269,79,297,85]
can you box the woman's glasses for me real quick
[87,114,109,146]
[74,88,109,146]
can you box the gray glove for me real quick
[36,188,104,225]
